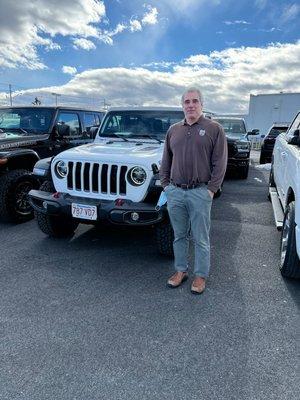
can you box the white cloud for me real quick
[141,6,158,25]
[73,38,96,50]
[281,3,300,23]
[0,0,105,69]
[0,1,160,68]
[62,66,77,75]
[184,54,212,66]
[4,42,300,113]
[255,0,268,10]
[130,19,142,32]
[224,20,251,25]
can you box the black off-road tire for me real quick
[0,169,39,222]
[280,201,300,279]
[35,180,79,238]
[154,221,174,257]
[238,164,249,179]
[259,153,266,164]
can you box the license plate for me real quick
[71,203,97,220]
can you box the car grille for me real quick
[66,162,128,195]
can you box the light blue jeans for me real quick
[165,184,213,278]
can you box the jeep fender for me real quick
[2,149,39,171]
[32,157,53,180]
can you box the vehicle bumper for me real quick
[28,190,166,226]
[227,155,249,169]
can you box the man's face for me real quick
[182,91,203,121]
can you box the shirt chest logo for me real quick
[199,129,206,136]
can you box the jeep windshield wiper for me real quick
[103,132,129,142]
[134,134,162,144]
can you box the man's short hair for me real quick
[181,87,204,105]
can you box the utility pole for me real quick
[51,92,61,106]
[103,99,110,110]
[9,84,12,106]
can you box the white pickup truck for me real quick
[269,111,300,278]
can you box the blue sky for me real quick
[0,0,299,112]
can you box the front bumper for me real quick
[29,190,166,226]
[227,154,250,169]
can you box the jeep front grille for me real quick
[67,162,128,195]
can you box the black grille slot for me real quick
[92,164,99,192]
[120,166,127,195]
[67,162,73,189]
[101,164,108,193]
[75,162,82,190]
[110,165,118,194]
[83,163,90,191]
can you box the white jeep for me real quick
[29,107,186,255]
[269,110,300,278]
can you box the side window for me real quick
[94,113,101,126]
[57,112,81,136]
[84,113,97,132]
[286,113,300,141]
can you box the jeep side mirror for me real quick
[247,129,259,135]
[288,129,300,145]
[89,126,99,139]
[55,123,70,137]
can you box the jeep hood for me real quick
[0,132,47,150]
[55,141,164,167]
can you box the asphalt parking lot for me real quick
[0,151,299,400]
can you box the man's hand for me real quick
[208,189,214,199]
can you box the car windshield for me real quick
[269,127,288,137]
[214,119,246,138]
[0,108,55,134]
[99,110,184,140]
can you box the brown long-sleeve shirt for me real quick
[159,115,228,193]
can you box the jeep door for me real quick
[51,110,92,156]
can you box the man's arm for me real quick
[159,130,173,189]
[207,126,228,193]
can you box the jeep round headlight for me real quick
[55,160,68,178]
[128,166,147,186]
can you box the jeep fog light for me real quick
[131,212,139,221]
[55,160,68,178]
[128,167,147,186]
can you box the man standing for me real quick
[159,87,227,294]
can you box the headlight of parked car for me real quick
[236,142,250,150]
[128,166,147,186]
[55,160,68,178]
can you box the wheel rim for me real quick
[15,181,33,215]
[281,210,291,266]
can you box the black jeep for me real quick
[0,106,104,222]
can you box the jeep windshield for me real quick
[0,108,55,135]
[99,110,184,141]
[214,118,247,138]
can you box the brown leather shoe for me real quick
[167,271,188,288]
[191,277,206,294]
